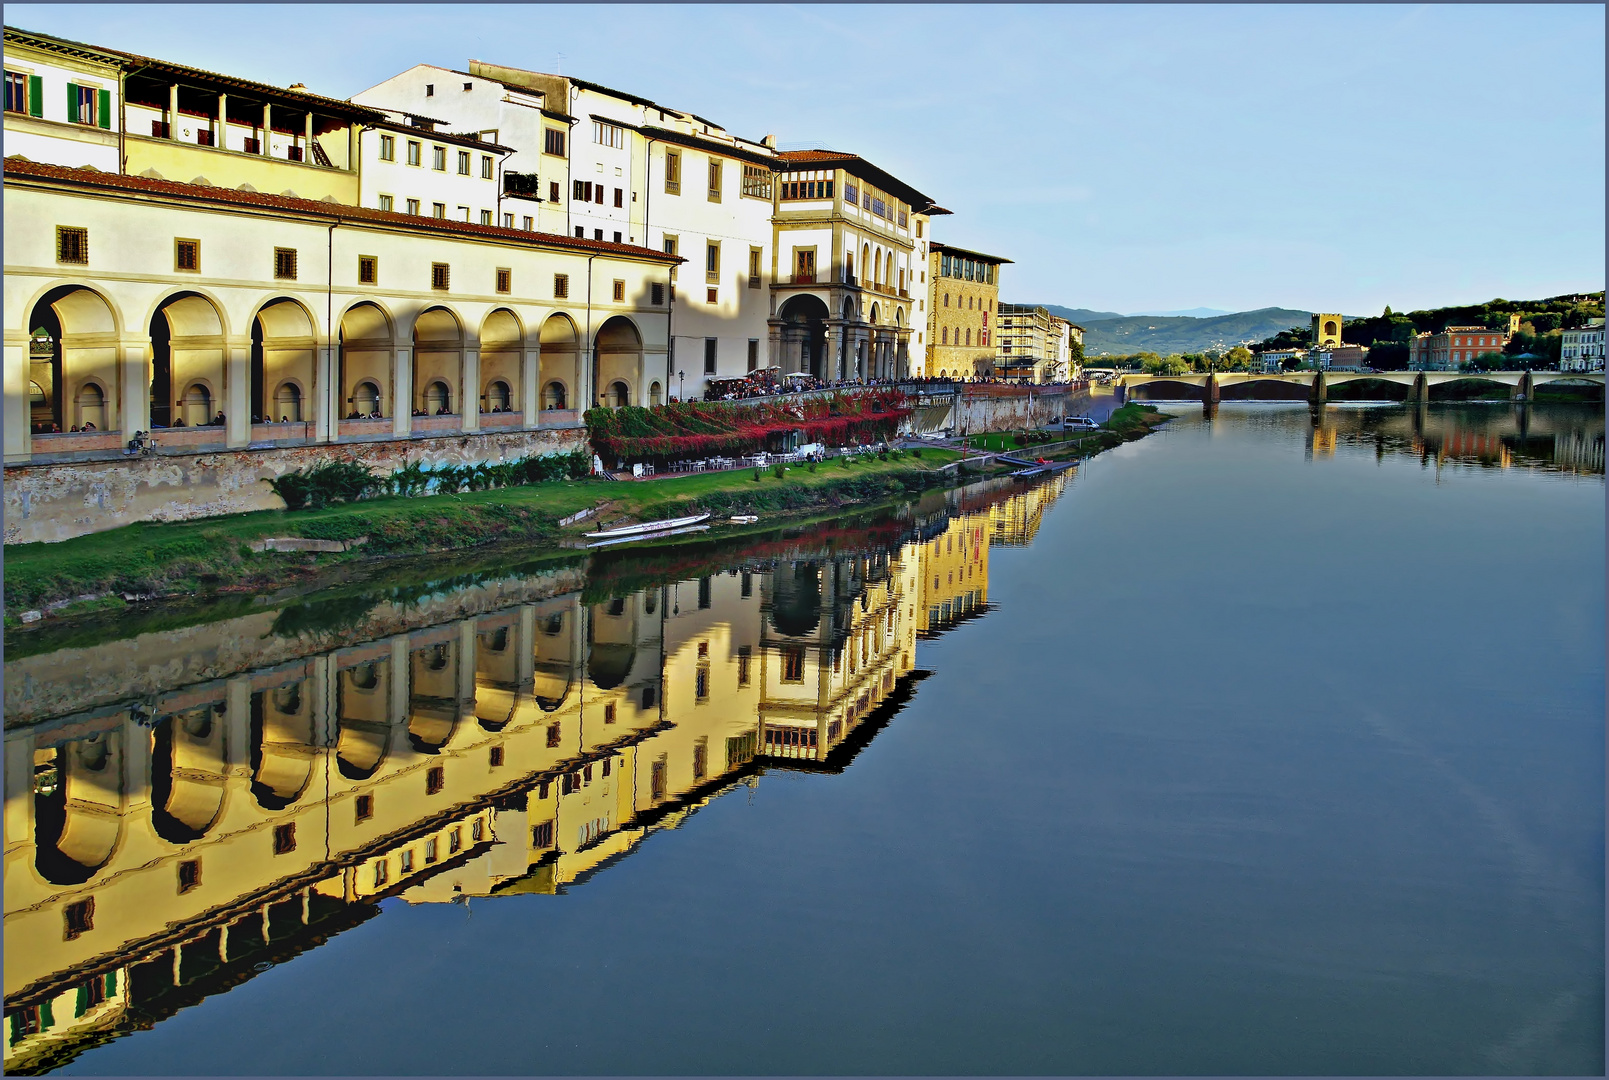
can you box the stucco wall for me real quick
[956,386,1085,432]
[3,426,587,544]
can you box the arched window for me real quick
[942,327,948,345]
[485,380,511,412]
[183,383,212,427]
[543,381,567,410]
[649,381,662,407]
[353,380,381,416]
[425,380,451,414]
[274,382,303,422]
[75,383,106,430]
[608,380,630,408]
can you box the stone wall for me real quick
[956,385,1087,432]
[3,426,588,544]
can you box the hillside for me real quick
[1063,307,1314,356]
[1036,305,1126,325]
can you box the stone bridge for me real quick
[1117,370,1604,404]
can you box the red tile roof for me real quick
[3,157,683,263]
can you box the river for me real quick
[4,401,1602,1075]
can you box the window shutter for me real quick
[97,88,111,128]
[66,82,77,119]
[27,75,41,117]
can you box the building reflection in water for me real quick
[1304,402,1604,476]
[2,476,1069,1075]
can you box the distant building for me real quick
[1311,313,1343,348]
[925,244,1009,378]
[1409,321,1515,371]
[995,303,1074,383]
[1310,344,1370,372]
[1560,318,1605,372]
[1259,348,1303,373]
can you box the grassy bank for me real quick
[4,449,961,618]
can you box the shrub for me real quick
[912,448,922,458]
[266,460,380,511]
[808,462,818,473]
[771,463,787,479]
[752,468,763,482]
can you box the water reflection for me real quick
[2,474,1065,1075]
[1299,402,1605,476]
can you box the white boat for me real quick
[585,512,710,540]
[587,524,710,549]
[729,515,759,524]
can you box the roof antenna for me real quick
[555,52,566,76]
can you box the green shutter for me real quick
[39,999,53,1029]
[27,74,41,117]
[66,81,78,121]
[74,985,88,1017]
[97,88,111,128]
[104,970,117,996]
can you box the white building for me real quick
[1560,318,1604,372]
[356,109,514,227]
[1259,348,1303,373]
[2,27,122,172]
[354,62,782,402]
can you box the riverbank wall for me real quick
[2,427,588,545]
[956,385,1087,431]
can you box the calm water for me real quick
[5,402,1603,1075]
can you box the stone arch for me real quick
[412,307,464,417]
[74,379,108,430]
[588,600,645,691]
[779,294,829,379]
[33,732,125,885]
[593,315,642,409]
[27,284,120,435]
[479,308,524,417]
[250,682,317,810]
[408,639,460,754]
[648,380,663,406]
[339,300,396,419]
[149,706,229,844]
[337,659,392,780]
[149,292,227,429]
[539,312,581,416]
[251,297,317,426]
[533,608,577,711]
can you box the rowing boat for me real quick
[585,513,710,540]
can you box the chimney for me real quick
[762,134,776,148]
[288,83,309,93]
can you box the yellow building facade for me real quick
[924,243,1010,378]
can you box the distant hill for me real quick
[1067,307,1315,356]
[1032,304,1127,324]
[1127,306,1233,318]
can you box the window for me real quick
[749,247,762,288]
[63,898,95,940]
[481,154,494,179]
[432,202,446,219]
[665,148,681,194]
[489,746,504,767]
[704,338,717,374]
[431,263,450,290]
[425,766,445,795]
[603,701,617,724]
[532,820,554,848]
[355,794,374,822]
[69,83,104,126]
[456,150,470,175]
[843,181,858,204]
[56,226,88,265]
[378,194,394,212]
[573,179,591,202]
[594,229,603,240]
[613,231,622,244]
[174,238,199,272]
[554,274,569,298]
[523,215,534,230]
[273,823,296,854]
[693,739,708,778]
[424,837,438,863]
[663,234,678,256]
[548,181,560,203]
[705,240,720,283]
[707,287,718,305]
[544,127,566,156]
[373,860,389,888]
[458,205,471,221]
[547,723,561,747]
[592,120,625,148]
[5,71,37,115]
[742,164,772,199]
[432,145,447,171]
[737,646,752,685]
[782,646,805,683]
[650,282,665,305]
[407,140,421,166]
[406,198,420,215]
[795,248,816,283]
[575,226,584,238]
[502,212,514,228]
[448,827,462,855]
[425,83,435,96]
[780,178,834,200]
[379,134,395,161]
[479,209,492,225]
[613,187,624,208]
[747,339,759,372]
[651,758,667,800]
[274,247,297,280]
[496,267,511,294]
[177,859,201,893]
[707,157,723,201]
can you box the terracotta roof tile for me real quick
[3,157,682,263]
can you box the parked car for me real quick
[1063,416,1099,430]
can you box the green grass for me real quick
[4,449,960,613]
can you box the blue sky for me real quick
[9,4,1604,315]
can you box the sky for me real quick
[9,3,1604,316]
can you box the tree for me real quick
[1223,345,1254,371]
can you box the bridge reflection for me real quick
[1297,402,1605,476]
[2,476,1069,1074]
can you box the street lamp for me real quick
[677,369,685,403]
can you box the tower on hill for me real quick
[1311,313,1343,348]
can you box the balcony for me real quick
[792,272,817,285]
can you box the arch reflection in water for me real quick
[1,478,1065,1075]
